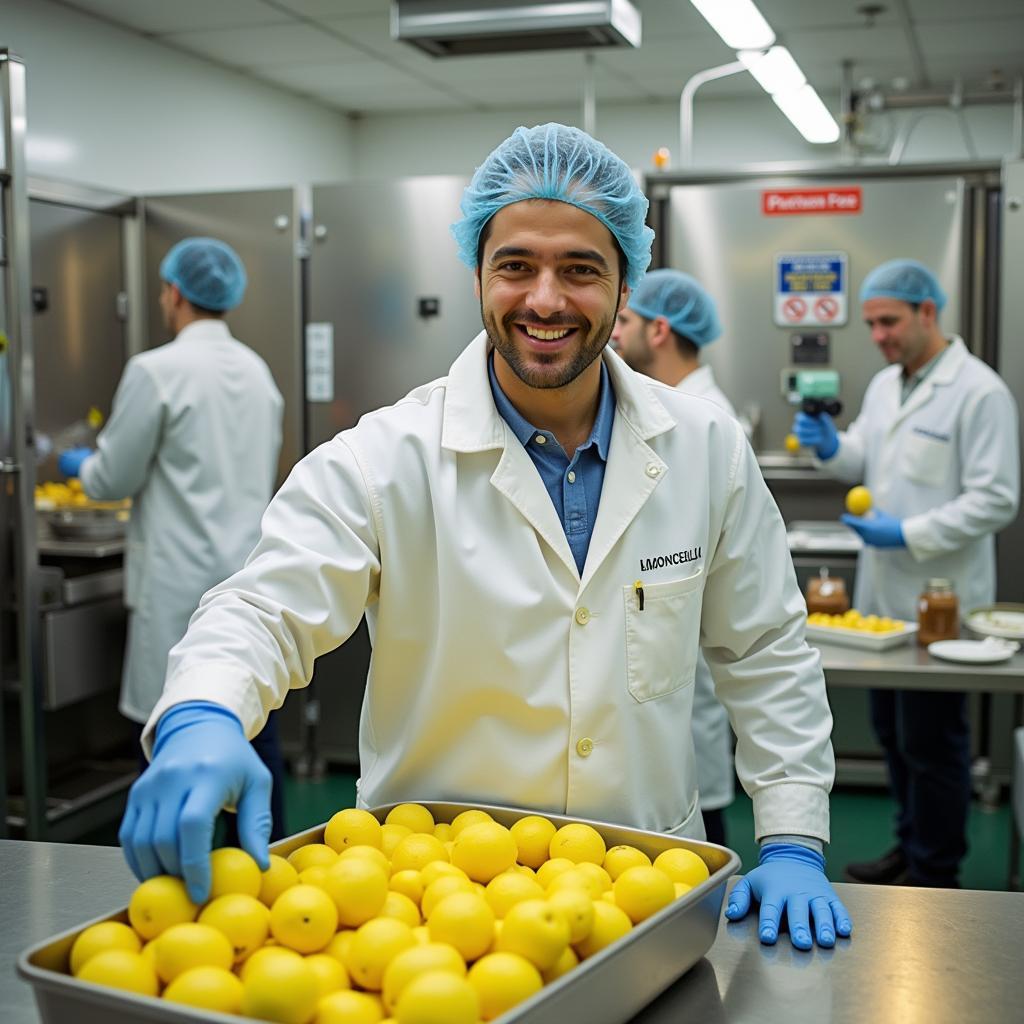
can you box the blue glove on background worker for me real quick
[725,843,853,949]
[792,411,839,460]
[841,509,905,548]
[119,701,271,904]
[58,446,93,478]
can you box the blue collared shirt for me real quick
[488,353,615,575]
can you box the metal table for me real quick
[813,639,1024,888]
[5,840,1024,1024]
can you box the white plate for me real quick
[927,638,1021,664]
[965,606,1024,641]
[806,621,917,650]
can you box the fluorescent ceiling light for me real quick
[689,0,774,50]
[739,46,805,96]
[772,85,841,144]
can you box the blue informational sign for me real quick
[773,251,848,327]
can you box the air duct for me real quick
[391,1,642,57]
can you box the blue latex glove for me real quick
[841,509,905,548]
[58,446,93,478]
[118,701,272,904]
[725,843,853,950]
[792,411,839,460]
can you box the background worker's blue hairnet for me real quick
[160,237,247,312]
[451,123,654,288]
[859,258,946,311]
[627,269,722,347]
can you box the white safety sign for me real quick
[305,322,335,402]
[774,252,848,327]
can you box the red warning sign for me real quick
[762,188,862,216]
[782,296,808,322]
[814,296,840,322]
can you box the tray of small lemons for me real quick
[18,801,738,1024]
[806,608,918,650]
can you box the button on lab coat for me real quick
[81,320,283,722]
[150,333,834,842]
[820,337,1019,619]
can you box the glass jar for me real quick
[918,578,959,646]
[806,568,850,616]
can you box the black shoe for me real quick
[844,846,907,884]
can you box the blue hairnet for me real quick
[451,123,654,288]
[859,258,946,311]
[627,269,721,347]
[160,237,247,311]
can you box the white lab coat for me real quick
[81,320,283,722]
[150,332,834,842]
[675,365,735,812]
[821,337,1019,619]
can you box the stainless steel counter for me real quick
[6,840,1024,1024]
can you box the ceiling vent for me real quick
[391,1,642,57]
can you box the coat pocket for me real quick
[623,571,703,703]
[902,431,952,487]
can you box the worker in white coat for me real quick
[611,269,737,847]
[58,237,287,838]
[120,124,850,951]
[794,258,1019,887]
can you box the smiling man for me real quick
[119,123,849,952]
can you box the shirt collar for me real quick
[903,339,951,384]
[487,351,615,461]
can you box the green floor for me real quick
[282,773,1019,891]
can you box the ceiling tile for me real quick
[62,0,290,34]
[164,22,368,68]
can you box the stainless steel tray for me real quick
[43,508,128,541]
[18,801,740,1024]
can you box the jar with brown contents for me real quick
[805,568,850,616]
[918,578,959,646]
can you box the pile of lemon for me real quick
[34,478,130,511]
[66,804,710,1024]
[807,609,905,633]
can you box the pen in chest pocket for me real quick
[634,579,645,611]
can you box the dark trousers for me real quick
[869,687,970,886]
[133,710,287,844]
[701,807,727,847]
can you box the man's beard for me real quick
[482,302,619,390]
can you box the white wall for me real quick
[2,0,354,194]
[352,96,1018,180]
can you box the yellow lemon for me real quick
[381,823,414,858]
[338,844,391,874]
[379,890,422,928]
[164,965,243,1013]
[545,886,594,944]
[575,862,612,894]
[323,856,390,927]
[240,946,320,1024]
[323,930,355,965]
[432,823,453,843]
[412,925,431,946]
[128,875,198,941]
[271,884,339,954]
[77,949,159,996]
[288,844,340,874]
[385,804,435,835]
[70,920,141,976]
[845,485,873,517]
[573,900,632,959]
[545,867,603,902]
[674,881,693,899]
[612,865,676,924]
[420,861,467,887]
[449,809,494,837]
[198,893,271,963]
[153,922,234,983]
[325,808,383,852]
[484,872,545,918]
[468,952,542,1021]
[784,433,801,453]
[317,989,385,1024]
[391,833,449,874]
[140,939,158,971]
[298,866,332,890]
[395,970,479,1024]
[344,917,416,991]
[603,844,652,881]
[542,945,579,983]
[495,898,570,972]
[509,815,557,870]
[420,874,475,919]
[382,942,467,1014]
[535,857,576,889]
[549,823,606,865]
[450,821,517,883]
[426,891,495,962]
[209,847,263,900]
[304,953,350,997]
[260,854,300,907]
[390,869,425,907]
[652,848,710,888]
